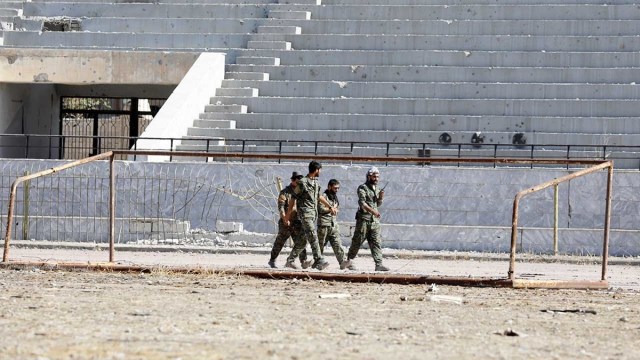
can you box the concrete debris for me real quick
[319,293,351,299]
[216,220,243,233]
[332,80,348,88]
[541,309,597,315]
[429,295,463,305]
[494,328,521,337]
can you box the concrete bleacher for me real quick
[180,0,640,160]
[3,0,640,252]
[2,0,640,164]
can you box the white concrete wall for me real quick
[0,83,58,158]
[136,52,226,155]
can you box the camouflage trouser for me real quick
[270,220,307,263]
[347,219,383,266]
[287,216,324,264]
[318,224,345,263]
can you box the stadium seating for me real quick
[3,0,640,161]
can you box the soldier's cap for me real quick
[367,166,380,175]
[290,171,304,180]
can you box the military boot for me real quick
[313,259,330,271]
[375,264,390,272]
[284,261,299,269]
[301,260,313,269]
[340,259,357,271]
[268,260,277,269]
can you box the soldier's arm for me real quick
[358,186,381,218]
[376,189,384,207]
[277,193,288,221]
[285,199,296,224]
[319,194,337,215]
[318,194,331,215]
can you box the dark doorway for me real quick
[60,97,165,159]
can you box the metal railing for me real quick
[1,133,640,168]
[2,150,612,289]
[508,160,613,282]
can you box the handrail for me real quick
[3,133,640,169]
[5,133,640,151]
[507,160,613,281]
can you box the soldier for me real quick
[268,172,311,269]
[318,179,346,267]
[341,166,390,272]
[285,161,337,270]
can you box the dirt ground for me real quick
[0,247,639,359]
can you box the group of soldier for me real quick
[268,161,390,272]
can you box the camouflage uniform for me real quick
[286,176,325,265]
[347,182,384,266]
[269,185,307,263]
[317,190,345,263]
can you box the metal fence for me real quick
[1,151,613,288]
[2,133,640,169]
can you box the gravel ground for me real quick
[0,246,639,359]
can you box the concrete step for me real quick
[226,65,640,84]
[279,0,320,4]
[0,43,246,53]
[289,19,640,36]
[207,96,640,117]
[64,17,264,34]
[58,18,640,37]
[23,3,270,18]
[235,56,280,65]
[215,87,258,97]
[190,120,237,129]
[268,10,311,20]
[29,0,278,3]
[225,72,269,80]
[248,33,640,52]
[321,0,640,4]
[196,113,640,135]
[25,3,640,21]
[247,40,291,50]
[271,4,640,21]
[219,80,640,100]
[257,25,301,34]
[181,128,640,146]
[204,104,248,113]
[2,31,251,49]
[229,49,640,68]
[0,10,17,18]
